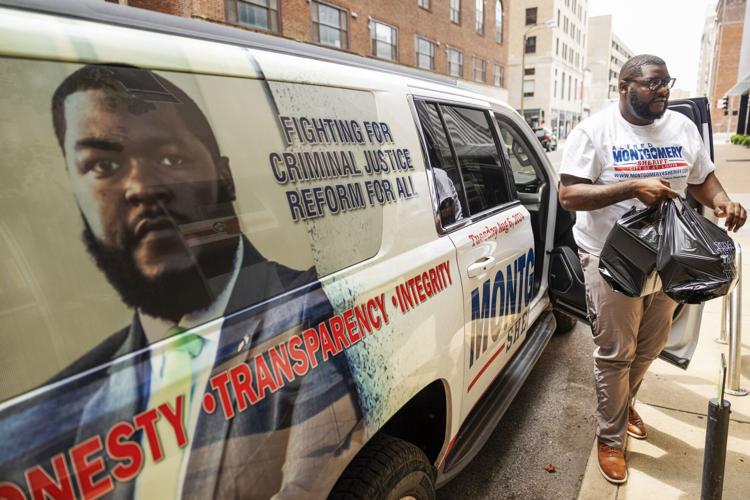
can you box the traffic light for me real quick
[540,109,545,125]
[720,97,729,115]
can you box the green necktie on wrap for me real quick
[137,325,204,498]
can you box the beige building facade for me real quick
[696,6,717,98]
[507,0,589,138]
[586,15,633,115]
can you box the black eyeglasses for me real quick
[626,77,676,92]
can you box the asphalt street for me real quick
[437,320,596,500]
[438,144,599,500]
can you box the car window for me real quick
[495,114,543,192]
[415,101,467,225]
[440,105,514,214]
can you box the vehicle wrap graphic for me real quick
[468,248,535,374]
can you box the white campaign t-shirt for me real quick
[559,104,715,256]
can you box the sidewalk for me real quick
[578,143,750,500]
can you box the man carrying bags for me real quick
[558,54,746,484]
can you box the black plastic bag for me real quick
[657,198,737,304]
[599,205,662,297]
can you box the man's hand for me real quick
[714,200,747,232]
[633,178,677,206]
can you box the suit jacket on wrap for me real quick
[0,236,362,499]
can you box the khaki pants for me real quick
[580,251,678,448]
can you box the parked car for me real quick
[0,1,710,498]
[534,127,558,151]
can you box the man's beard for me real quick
[82,220,239,322]
[628,90,667,120]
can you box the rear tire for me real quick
[329,434,436,500]
[553,309,578,335]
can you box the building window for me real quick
[418,0,431,9]
[525,35,536,54]
[312,1,348,49]
[371,20,398,61]
[562,43,567,59]
[554,73,557,97]
[493,63,504,87]
[557,9,560,27]
[235,0,279,32]
[561,71,565,97]
[525,7,537,26]
[523,79,535,97]
[524,67,535,76]
[495,0,503,43]
[451,0,461,23]
[556,37,559,56]
[416,36,436,70]
[568,75,572,100]
[447,47,464,77]
[473,57,487,82]
[475,0,484,34]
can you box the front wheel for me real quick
[329,434,436,500]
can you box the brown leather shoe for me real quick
[628,406,647,440]
[598,441,628,484]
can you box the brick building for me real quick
[111,0,510,101]
[707,0,746,134]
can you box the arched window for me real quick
[495,1,503,43]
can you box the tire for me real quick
[553,309,578,335]
[329,434,436,500]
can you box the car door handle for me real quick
[467,256,496,278]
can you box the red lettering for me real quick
[414,274,426,302]
[288,336,310,377]
[133,408,163,462]
[319,320,341,361]
[254,354,279,399]
[342,309,361,344]
[159,395,188,449]
[354,304,373,335]
[70,436,113,500]
[367,301,382,329]
[327,315,347,352]
[302,327,320,369]
[399,284,412,311]
[422,272,432,297]
[443,261,453,285]
[229,363,258,412]
[24,454,74,500]
[209,371,235,420]
[428,268,440,293]
[374,293,389,325]
[268,344,295,385]
[0,483,26,500]
[406,278,419,301]
[105,422,143,483]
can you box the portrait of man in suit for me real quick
[0,64,362,499]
